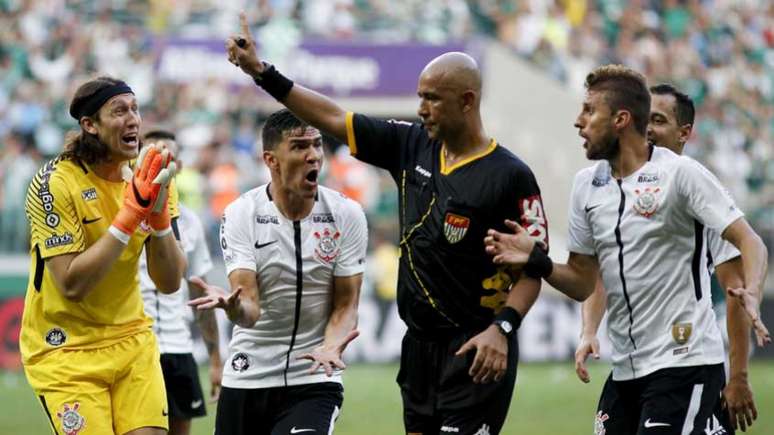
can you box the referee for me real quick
[226,13,548,435]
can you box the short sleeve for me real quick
[676,157,744,233]
[706,229,740,266]
[567,171,596,255]
[512,164,549,251]
[26,168,85,258]
[186,212,213,279]
[346,112,416,173]
[221,199,256,275]
[334,199,368,277]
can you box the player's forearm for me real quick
[275,84,348,143]
[546,263,596,302]
[506,276,541,318]
[738,232,768,298]
[53,233,127,301]
[580,278,606,337]
[228,298,260,328]
[727,297,751,381]
[322,303,358,350]
[146,233,186,293]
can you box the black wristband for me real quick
[253,62,294,101]
[523,244,553,279]
[494,306,523,331]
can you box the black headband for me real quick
[69,82,134,120]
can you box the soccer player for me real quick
[139,130,222,435]
[484,65,769,435]
[21,77,185,435]
[573,83,767,432]
[224,13,546,435]
[189,109,368,435]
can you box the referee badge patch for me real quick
[444,213,470,244]
[672,322,692,345]
[633,187,661,217]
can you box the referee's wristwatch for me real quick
[493,319,514,338]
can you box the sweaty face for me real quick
[92,93,141,162]
[647,94,683,154]
[574,91,620,161]
[270,127,323,199]
[416,72,461,141]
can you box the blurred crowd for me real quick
[0,0,772,264]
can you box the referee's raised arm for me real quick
[226,11,349,143]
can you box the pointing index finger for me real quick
[239,11,250,40]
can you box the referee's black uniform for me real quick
[345,112,548,434]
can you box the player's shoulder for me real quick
[225,184,270,216]
[317,186,366,220]
[573,160,610,189]
[489,144,537,178]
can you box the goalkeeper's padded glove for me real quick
[111,145,171,236]
[148,158,177,235]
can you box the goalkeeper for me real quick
[21,76,185,435]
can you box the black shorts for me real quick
[215,382,343,435]
[160,353,207,420]
[397,330,519,435]
[596,363,734,435]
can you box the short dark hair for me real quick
[649,83,695,127]
[143,129,176,142]
[585,65,650,136]
[261,109,308,151]
[61,76,125,164]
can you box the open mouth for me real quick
[305,169,319,184]
[122,133,138,147]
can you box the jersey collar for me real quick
[439,138,497,176]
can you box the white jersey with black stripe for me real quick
[220,184,368,389]
[567,146,743,381]
[140,204,213,354]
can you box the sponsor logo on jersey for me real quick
[81,187,97,201]
[314,228,341,262]
[443,213,470,244]
[592,176,609,187]
[231,353,250,372]
[414,165,432,178]
[519,195,549,249]
[473,424,490,435]
[45,232,73,249]
[673,346,689,356]
[633,187,661,218]
[637,173,659,183]
[256,214,279,224]
[57,402,85,435]
[594,411,609,435]
[441,426,460,433]
[704,414,728,435]
[45,327,67,346]
[37,161,60,228]
[672,322,692,345]
[312,213,335,223]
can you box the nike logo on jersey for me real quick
[132,181,151,207]
[81,217,101,225]
[190,399,202,409]
[584,204,601,213]
[643,419,671,428]
[290,428,316,434]
[255,240,278,249]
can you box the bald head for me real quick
[420,52,482,94]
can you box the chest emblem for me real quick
[314,228,341,263]
[633,187,661,218]
[444,213,470,244]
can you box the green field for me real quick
[2,362,772,434]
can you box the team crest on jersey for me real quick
[57,402,85,435]
[314,228,341,262]
[594,411,609,435]
[231,353,250,372]
[633,187,661,217]
[672,322,692,345]
[444,213,470,244]
[45,327,67,346]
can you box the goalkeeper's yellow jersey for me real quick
[20,156,179,364]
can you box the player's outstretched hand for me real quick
[723,377,757,432]
[297,329,360,377]
[455,325,508,384]
[574,333,600,383]
[727,287,771,346]
[225,11,265,78]
[188,276,243,316]
[484,219,535,267]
